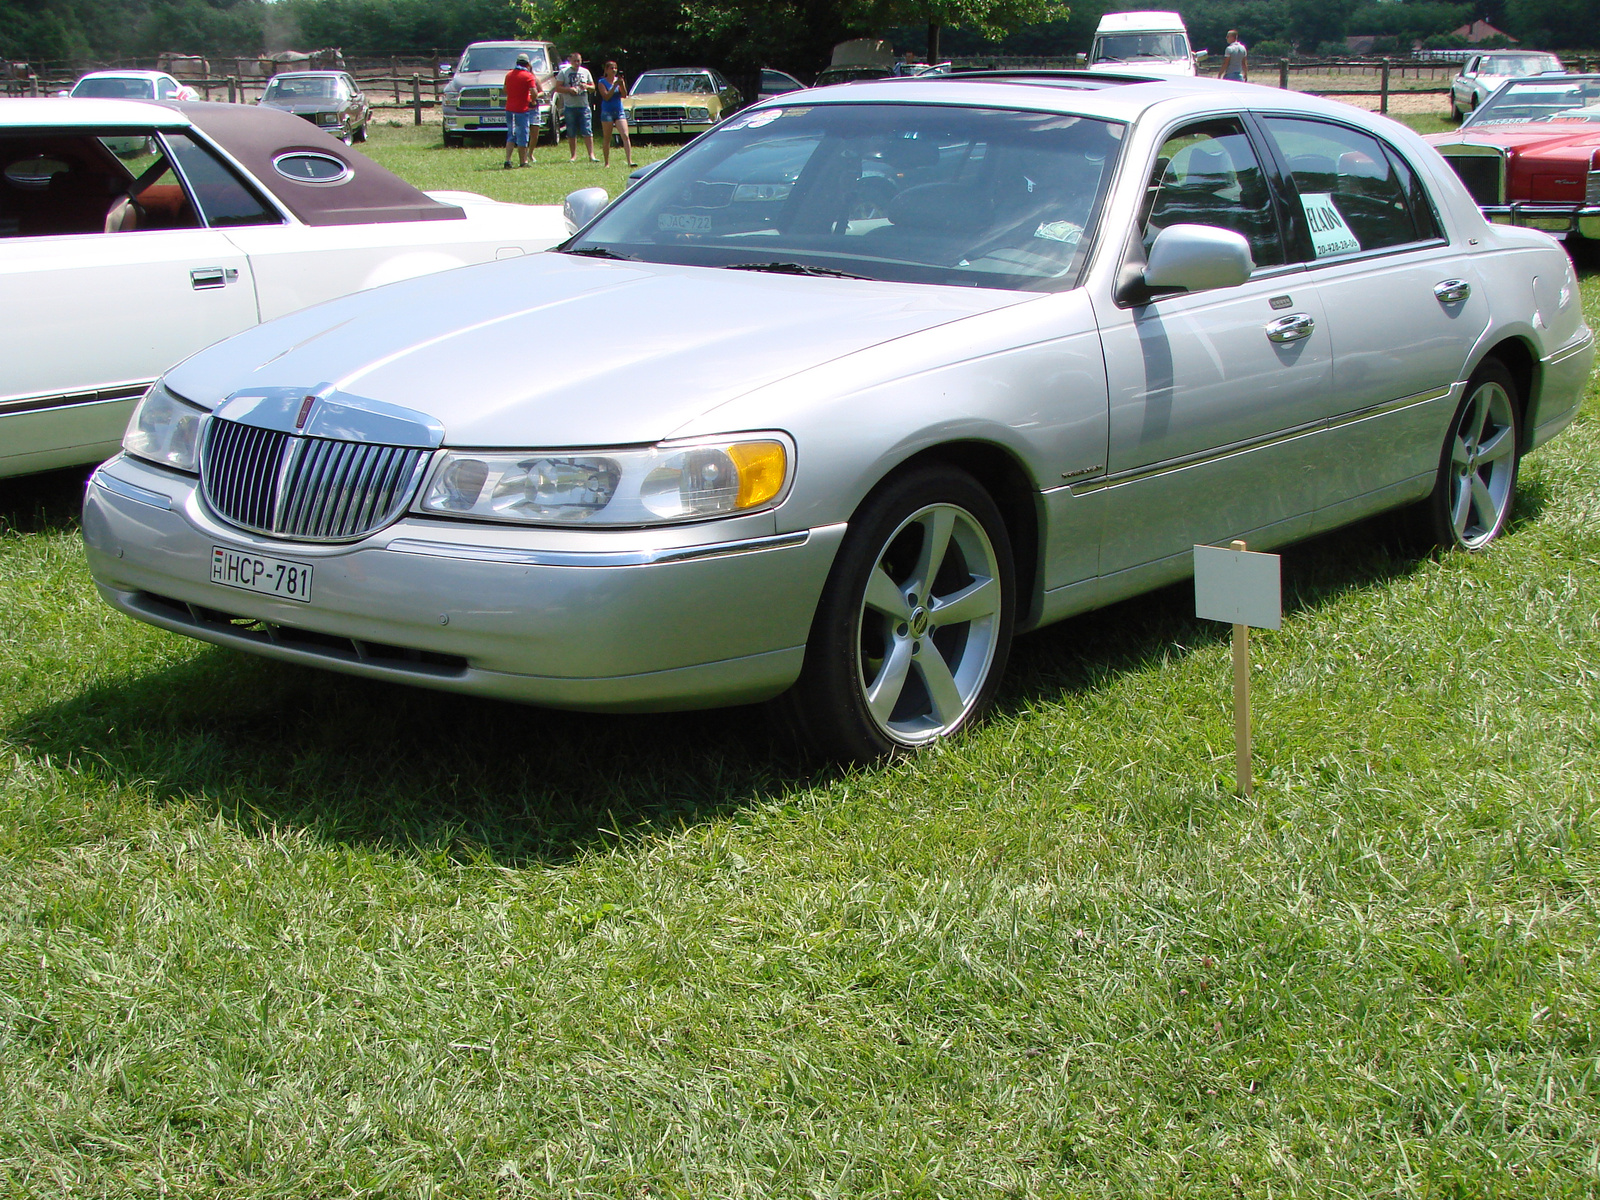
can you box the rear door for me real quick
[1256,114,1491,520]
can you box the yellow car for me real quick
[623,68,742,138]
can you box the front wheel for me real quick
[781,466,1015,761]
[1407,359,1522,552]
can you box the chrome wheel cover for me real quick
[855,502,1003,745]
[1449,380,1517,550]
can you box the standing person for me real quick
[555,51,597,162]
[502,52,541,168]
[597,60,634,168]
[1220,30,1248,81]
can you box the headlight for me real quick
[123,383,206,473]
[418,437,790,526]
[318,112,339,125]
[689,107,711,122]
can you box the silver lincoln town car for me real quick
[84,72,1594,760]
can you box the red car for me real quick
[1428,74,1600,243]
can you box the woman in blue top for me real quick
[597,61,635,168]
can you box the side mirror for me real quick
[625,159,664,189]
[1142,224,1254,293]
[562,186,609,234]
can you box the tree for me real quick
[848,0,1069,62]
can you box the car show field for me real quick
[1,97,1597,1196]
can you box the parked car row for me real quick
[67,72,1590,761]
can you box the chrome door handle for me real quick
[190,267,237,290]
[1265,313,1315,343]
[1434,278,1471,304]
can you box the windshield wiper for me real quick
[562,246,637,260]
[723,261,869,280]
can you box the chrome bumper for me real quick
[1481,203,1600,238]
[83,454,846,712]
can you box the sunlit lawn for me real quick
[0,112,1595,1197]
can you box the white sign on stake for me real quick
[1194,541,1282,797]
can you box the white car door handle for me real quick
[1265,313,1315,343]
[1434,278,1472,304]
[190,267,237,290]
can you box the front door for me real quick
[1091,116,1332,578]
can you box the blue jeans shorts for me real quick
[506,110,532,146]
[564,103,593,137]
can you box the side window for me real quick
[1262,117,1426,257]
[157,78,177,100]
[1142,118,1284,268]
[0,133,200,236]
[162,132,281,227]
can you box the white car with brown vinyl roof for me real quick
[0,98,565,479]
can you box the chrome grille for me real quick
[201,416,429,542]
[633,105,688,122]
[457,87,500,110]
[1443,153,1503,207]
[1587,170,1600,205]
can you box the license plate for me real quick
[211,546,313,603]
[478,117,505,125]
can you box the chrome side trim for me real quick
[1545,328,1596,367]
[1071,386,1454,495]
[0,381,151,418]
[92,467,174,511]
[385,528,814,568]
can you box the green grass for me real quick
[355,118,683,206]
[1,121,1598,1196]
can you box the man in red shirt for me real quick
[503,53,541,168]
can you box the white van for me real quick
[1087,11,1195,77]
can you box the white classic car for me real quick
[1,99,566,478]
[85,73,1593,760]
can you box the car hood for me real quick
[164,253,1033,446]
[1428,124,1600,155]
[261,98,349,114]
[627,91,718,105]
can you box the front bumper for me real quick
[83,454,845,712]
[626,119,714,136]
[1481,202,1600,238]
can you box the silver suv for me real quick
[441,40,557,147]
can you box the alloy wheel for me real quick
[1448,378,1517,549]
[855,502,1004,745]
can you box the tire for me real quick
[1406,359,1522,552]
[353,123,367,144]
[443,134,463,148]
[780,465,1015,761]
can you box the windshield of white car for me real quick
[635,74,716,94]
[1462,76,1600,126]
[263,77,348,101]
[567,103,1123,291]
[459,47,549,74]
[1478,55,1560,77]
[1094,33,1188,61]
[72,77,156,99]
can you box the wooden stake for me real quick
[1230,539,1252,796]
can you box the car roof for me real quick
[172,103,463,226]
[76,70,173,81]
[269,71,348,79]
[0,97,191,128]
[0,99,464,227]
[639,67,717,75]
[1095,11,1186,33]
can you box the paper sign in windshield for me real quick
[1301,193,1361,257]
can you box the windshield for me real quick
[1093,33,1188,62]
[458,46,549,74]
[1462,75,1600,127]
[263,76,347,102]
[1480,55,1560,77]
[635,73,716,95]
[71,77,155,99]
[568,103,1123,291]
